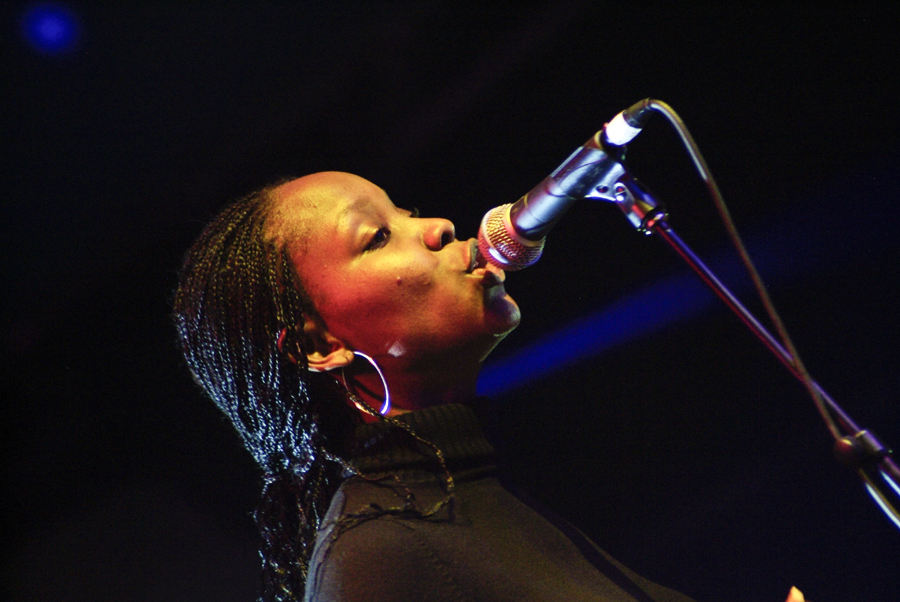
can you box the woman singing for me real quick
[173,171,706,601]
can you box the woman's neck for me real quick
[344,357,481,420]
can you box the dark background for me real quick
[3,3,899,601]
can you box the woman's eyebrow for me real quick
[338,198,369,223]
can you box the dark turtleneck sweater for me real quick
[303,403,695,602]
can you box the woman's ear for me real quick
[302,315,354,372]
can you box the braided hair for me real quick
[172,182,359,601]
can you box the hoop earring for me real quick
[342,351,391,415]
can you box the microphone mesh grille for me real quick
[478,204,544,271]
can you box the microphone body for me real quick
[477,99,654,271]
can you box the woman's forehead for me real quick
[270,173,381,236]
[271,173,398,264]
[280,173,389,217]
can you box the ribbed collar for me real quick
[349,403,497,484]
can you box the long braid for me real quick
[173,185,357,601]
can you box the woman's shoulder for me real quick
[305,488,469,602]
[306,493,468,602]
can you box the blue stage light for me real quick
[20,3,81,55]
[477,270,718,397]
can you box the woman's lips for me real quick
[466,238,480,272]
[467,238,506,283]
[472,262,505,284]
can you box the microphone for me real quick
[477,99,654,270]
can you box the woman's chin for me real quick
[485,288,521,336]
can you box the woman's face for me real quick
[272,172,520,371]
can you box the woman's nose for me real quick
[422,218,456,250]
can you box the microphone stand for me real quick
[607,174,900,530]
[491,96,898,527]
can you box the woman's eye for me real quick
[364,227,390,251]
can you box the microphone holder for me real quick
[605,174,900,530]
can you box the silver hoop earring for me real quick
[343,351,391,415]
